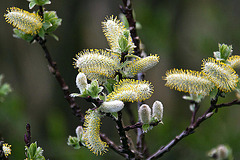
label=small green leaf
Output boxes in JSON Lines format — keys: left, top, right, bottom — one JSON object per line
{"left": 214, "top": 43, "right": 233, "bottom": 61}
{"left": 13, "top": 29, "right": 34, "bottom": 42}
{"left": 189, "top": 104, "right": 195, "bottom": 112}
{"left": 38, "top": 28, "right": 45, "bottom": 39}
{"left": 34, "top": 0, "right": 51, "bottom": 6}
{"left": 118, "top": 35, "right": 128, "bottom": 52}
{"left": 48, "top": 33, "right": 59, "bottom": 41}
{"left": 42, "top": 21, "right": 52, "bottom": 30}
{"left": 119, "top": 13, "right": 129, "bottom": 29}
{"left": 99, "top": 95, "right": 105, "bottom": 101}
{"left": 142, "top": 124, "right": 150, "bottom": 132}
{"left": 87, "top": 80, "right": 103, "bottom": 98}
{"left": 104, "top": 79, "right": 117, "bottom": 94}
{"left": 29, "top": 2, "right": 36, "bottom": 9}
{"left": 111, "top": 112, "right": 118, "bottom": 120}
{"left": 123, "top": 30, "right": 129, "bottom": 40}
{"left": 67, "top": 136, "right": 81, "bottom": 149}
{"left": 209, "top": 87, "right": 218, "bottom": 100}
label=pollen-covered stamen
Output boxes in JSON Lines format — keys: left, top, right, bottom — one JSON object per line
{"left": 74, "top": 49, "right": 120, "bottom": 82}
{"left": 202, "top": 57, "right": 238, "bottom": 92}
{"left": 4, "top": 7, "right": 42, "bottom": 35}
{"left": 107, "top": 79, "right": 153, "bottom": 102}
{"left": 102, "top": 15, "right": 135, "bottom": 53}
{"left": 83, "top": 110, "right": 108, "bottom": 155}
{"left": 227, "top": 55, "right": 240, "bottom": 69}
{"left": 164, "top": 69, "right": 214, "bottom": 96}
{"left": 123, "top": 54, "right": 160, "bottom": 77}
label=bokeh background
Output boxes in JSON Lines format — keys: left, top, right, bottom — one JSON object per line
{"left": 1, "top": 0, "right": 240, "bottom": 159}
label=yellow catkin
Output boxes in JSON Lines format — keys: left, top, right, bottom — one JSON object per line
{"left": 164, "top": 69, "right": 215, "bottom": 96}
{"left": 227, "top": 55, "right": 240, "bottom": 69}
{"left": 102, "top": 15, "right": 135, "bottom": 53}
{"left": 123, "top": 54, "right": 160, "bottom": 77}
{"left": 107, "top": 79, "right": 153, "bottom": 102}
{"left": 83, "top": 110, "right": 108, "bottom": 155}
{"left": 202, "top": 57, "right": 238, "bottom": 92}
{"left": 2, "top": 143, "right": 11, "bottom": 157}
{"left": 74, "top": 49, "right": 120, "bottom": 83}
{"left": 4, "top": 7, "right": 42, "bottom": 34}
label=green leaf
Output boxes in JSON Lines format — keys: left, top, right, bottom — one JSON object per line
{"left": 123, "top": 30, "right": 129, "bottom": 40}
{"left": 104, "top": 79, "right": 117, "bottom": 94}
{"left": 13, "top": 29, "right": 34, "bottom": 42}
{"left": 111, "top": 112, "right": 118, "bottom": 120}
{"left": 33, "top": 0, "right": 51, "bottom": 6}
{"left": 99, "top": 95, "right": 105, "bottom": 101}
{"left": 25, "top": 142, "right": 46, "bottom": 159}
{"left": 48, "top": 33, "right": 59, "bottom": 41}
{"left": 67, "top": 136, "right": 81, "bottom": 149}
{"left": 119, "top": 13, "right": 129, "bottom": 29}
{"left": 42, "top": 21, "right": 52, "bottom": 30}
{"left": 38, "top": 28, "right": 45, "bottom": 39}
{"left": 189, "top": 104, "right": 195, "bottom": 112}
{"left": 43, "top": 11, "right": 62, "bottom": 33}
{"left": 209, "top": 87, "right": 218, "bottom": 100}
{"left": 87, "top": 80, "right": 103, "bottom": 98}
{"left": 214, "top": 43, "right": 233, "bottom": 61}
{"left": 142, "top": 124, "right": 150, "bottom": 132}
{"left": 118, "top": 35, "right": 128, "bottom": 53}
{"left": 29, "top": 2, "right": 36, "bottom": 9}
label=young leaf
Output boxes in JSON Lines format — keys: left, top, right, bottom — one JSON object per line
{"left": 142, "top": 124, "right": 150, "bottom": 132}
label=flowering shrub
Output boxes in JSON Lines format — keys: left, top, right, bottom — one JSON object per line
{"left": 2, "top": 0, "right": 239, "bottom": 159}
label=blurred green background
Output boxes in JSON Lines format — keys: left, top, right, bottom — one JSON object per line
{"left": 1, "top": 0, "right": 240, "bottom": 159}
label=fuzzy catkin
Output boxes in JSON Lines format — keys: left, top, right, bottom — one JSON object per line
{"left": 202, "top": 57, "right": 238, "bottom": 92}
{"left": 123, "top": 55, "right": 160, "bottom": 77}
{"left": 74, "top": 49, "right": 120, "bottom": 83}
{"left": 107, "top": 79, "right": 153, "bottom": 102}
{"left": 164, "top": 69, "right": 214, "bottom": 96}
{"left": 102, "top": 15, "right": 135, "bottom": 54}
{"left": 4, "top": 7, "right": 42, "bottom": 34}
{"left": 83, "top": 110, "right": 108, "bottom": 155}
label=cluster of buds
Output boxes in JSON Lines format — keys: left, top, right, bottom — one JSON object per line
{"left": 138, "top": 101, "right": 164, "bottom": 132}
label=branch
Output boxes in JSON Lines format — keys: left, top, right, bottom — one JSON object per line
{"left": 124, "top": 121, "right": 160, "bottom": 131}
{"left": 190, "top": 102, "right": 200, "bottom": 126}
{"left": 24, "top": 123, "right": 31, "bottom": 147}
{"left": 100, "top": 133, "right": 127, "bottom": 158}
{"left": 113, "top": 111, "right": 135, "bottom": 159}
{"left": 120, "top": 0, "right": 140, "bottom": 56}
{"left": 35, "top": 36, "right": 84, "bottom": 121}
{"left": 146, "top": 95, "right": 240, "bottom": 159}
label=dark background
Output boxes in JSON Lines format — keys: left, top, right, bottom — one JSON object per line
{"left": 1, "top": 0, "right": 240, "bottom": 159}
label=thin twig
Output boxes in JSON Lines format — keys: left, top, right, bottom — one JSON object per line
{"left": 100, "top": 133, "right": 127, "bottom": 158}
{"left": 113, "top": 111, "right": 135, "bottom": 159}
{"left": 24, "top": 123, "right": 31, "bottom": 147}
{"left": 124, "top": 121, "right": 160, "bottom": 131}
{"left": 146, "top": 93, "right": 240, "bottom": 159}
{"left": 120, "top": 0, "right": 140, "bottom": 56}
{"left": 190, "top": 102, "right": 200, "bottom": 126}
{"left": 35, "top": 36, "right": 84, "bottom": 121}
{"left": 120, "top": 0, "right": 147, "bottom": 156}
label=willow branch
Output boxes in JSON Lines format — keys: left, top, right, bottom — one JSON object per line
{"left": 124, "top": 121, "right": 161, "bottom": 132}
{"left": 35, "top": 36, "right": 84, "bottom": 121}
{"left": 24, "top": 123, "right": 31, "bottom": 147}
{"left": 190, "top": 102, "right": 200, "bottom": 126}
{"left": 120, "top": 0, "right": 140, "bottom": 56}
{"left": 120, "top": 0, "right": 148, "bottom": 156}
{"left": 113, "top": 111, "right": 135, "bottom": 159}
{"left": 147, "top": 95, "right": 240, "bottom": 159}
{"left": 100, "top": 133, "right": 126, "bottom": 158}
